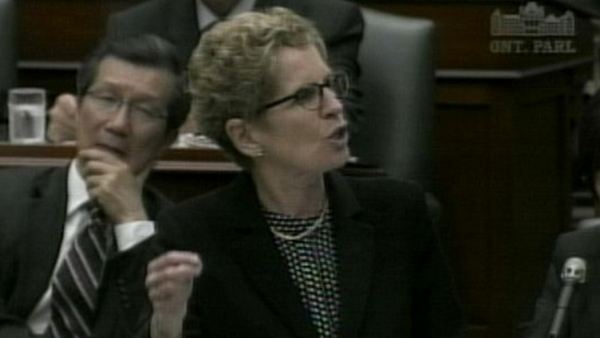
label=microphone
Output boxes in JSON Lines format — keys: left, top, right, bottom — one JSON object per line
{"left": 547, "top": 257, "right": 587, "bottom": 338}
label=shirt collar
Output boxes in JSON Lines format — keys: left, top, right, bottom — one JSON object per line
{"left": 196, "top": 0, "right": 256, "bottom": 31}
{"left": 67, "top": 160, "right": 91, "bottom": 215}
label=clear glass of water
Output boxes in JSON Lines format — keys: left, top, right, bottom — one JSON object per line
{"left": 8, "top": 88, "right": 46, "bottom": 144}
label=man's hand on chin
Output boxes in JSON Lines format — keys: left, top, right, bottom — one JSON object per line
{"left": 77, "top": 148, "right": 149, "bottom": 223}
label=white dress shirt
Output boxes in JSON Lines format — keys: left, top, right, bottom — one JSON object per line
{"left": 27, "top": 161, "right": 155, "bottom": 334}
{"left": 196, "top": 0, "right": 256, "bottom": 30}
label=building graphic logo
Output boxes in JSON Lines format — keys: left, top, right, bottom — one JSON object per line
{"left": 491, "top": 2, "right": 575, "bottom": 37}
{"left": 489, "top": 1, "right": 577, "bottom": 54}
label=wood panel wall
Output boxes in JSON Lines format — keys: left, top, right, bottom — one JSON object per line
{"left": 18, "top": 0, "right": 136, "bottom": 61}
{"left": 377, "top": 2, "right": 594, "bottom": 337}
{"left": 17, "top": 0, "right": 136, "bottom": 95}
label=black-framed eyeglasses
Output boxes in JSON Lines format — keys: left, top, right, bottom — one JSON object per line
{"left": 84, "top": 91, "right": 168, "bottom": 122}
{"left": 262, "top": 72, "right": 349, "bottom": 112}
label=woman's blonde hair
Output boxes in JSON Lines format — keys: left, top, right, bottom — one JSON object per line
{"left": 188, "top": 7, "right": 326, "bottom": 168}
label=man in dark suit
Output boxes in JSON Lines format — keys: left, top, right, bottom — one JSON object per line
{"left": 0, "top": 34, "right": 189, "bottom": 337}
{"left": 48, "top": 0, "right": 364, "bottom": 144}
{"left": 520, "top": 94, "right": 600, "bottom": 338}
{"left": 522, "top": 228, "right": 600, "bottom": 338}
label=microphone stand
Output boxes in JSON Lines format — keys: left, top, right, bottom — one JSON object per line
{"left": 547, "top": 279, "right": 575, "bottom": 338}
{"left": 547, "top": 257, "right": 587, "bottom": 338}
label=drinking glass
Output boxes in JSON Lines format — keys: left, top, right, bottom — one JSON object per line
{"left": 8, "top": 88, "right": 46, "bottom": 144}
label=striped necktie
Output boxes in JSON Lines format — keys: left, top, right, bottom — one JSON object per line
{"left": 49, "top": 202, "right": 113, "bottom": 338}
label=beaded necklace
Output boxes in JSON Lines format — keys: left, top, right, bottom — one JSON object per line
{"left": 269, "top": 202, "right": 328, "bottom": 241}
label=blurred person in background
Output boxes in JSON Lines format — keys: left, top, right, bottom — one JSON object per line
{"left": 48, "top": 0, "right": 364, "bottom": 145}
{"left": 521, "top": 100, "right": 600, "bottom": 338}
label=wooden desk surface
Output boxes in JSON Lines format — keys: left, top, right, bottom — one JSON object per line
{"left": 0, "top": 143, "right": 241, "bottom": 172}
{"left": 0, "top": 143, "right": 384, "bottom": 201}
{"left": 0, "top": 143, "right": 383, "bottom": 174}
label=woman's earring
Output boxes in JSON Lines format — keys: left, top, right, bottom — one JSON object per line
{"left": 254, "top": 147, "right": 265, "bottom": 157}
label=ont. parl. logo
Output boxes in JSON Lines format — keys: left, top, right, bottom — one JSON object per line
{"left": 489, "top": 1, "right": 576, "bottom": 54}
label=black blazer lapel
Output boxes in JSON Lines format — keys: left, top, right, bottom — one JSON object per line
{"left": 226, "top": 172, "right": 376, "bottom": 338}
{"left": 224, "top": 174, "right": 318, "bottom": 338}
{"left": 231, "top": 229, "right": 319, "bottom": 338}
{"left": 12, "top": 167, "right": 68, "bottom": 317}
{"left": 326, "top": 173, "right": 374, "bottom": 338}
{"left": 166, "top": 0, "right": 200, "bottom": 64}
{"left": 336, "top": 219, "right": 374, "bottom": 338}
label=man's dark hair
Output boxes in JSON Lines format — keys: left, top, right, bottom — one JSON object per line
{"left": 77, "top": 34, "right": 190, "bottom": 133}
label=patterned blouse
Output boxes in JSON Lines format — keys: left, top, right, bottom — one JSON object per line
{"left": 264, "top": 208, "right": 340, "bottom": 338}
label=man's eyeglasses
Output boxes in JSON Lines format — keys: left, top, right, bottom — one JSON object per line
{"left": 262, "top": 73, "right": 349, "bottom": 112}
{"left": 84, "top": 91, "right": 168, "bottom": 122}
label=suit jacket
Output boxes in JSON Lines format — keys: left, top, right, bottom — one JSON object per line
{"left": 522, "top": 227, "right": 600, "bottom": 338}
{"left": 0, "top": 166, "right": 170, "bottom": 338}
{"left": 154, "top": 172, "right": 465, "bottom": 338}
{"left": 105, "top": 0, "right": 364, "bottom": 135}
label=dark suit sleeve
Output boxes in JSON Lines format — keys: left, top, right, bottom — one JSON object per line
{"left": 410, "top": 188, "right": 465, "bottom": 338}
{"left": 93, "top": 238, "right": 154, "bottom": 338}
{"left": 520, "top": 232, "right": 579, "bottom": 338}
{"left": 105, "top": 11, "right": 150, "bottom": 40}
{"left": 105, "top": 13, "right": 120, "bottom": 39}
{"left": 0, "top": 270, "right": 46, "bottom": 338}
{"left": 157, "top": 211, "right": 206, "bottom": 338}
{"left": 0, "top": 183, "right": 48, "bottom": 338}
{"left": 104, "top": 1, "right": 164, "bottom": 40}
{"left": 324, "top": 4, "right": 364, "bottom": 136}
{"left": 97, "top": 189, "right": 174, "bottom": 338}
{"left": 105, "top": 8, "right": 135, "bottom": 40}
{"left": 0, "top": 288, "right": 51, "bottom": 338}
{"left": 292, "top": 0, "right": 364, "bottom": 135}
{"left": 128, "top": 209, "right": 205, "bottom": 338}
{"left": 520, "top": 258, "right": 561, "bottom": 338}
{"left": 0, "top": 324, "right": 50, "bottom": 338}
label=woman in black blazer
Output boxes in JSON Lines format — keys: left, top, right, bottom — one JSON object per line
{"left": 144, "top": 8, "right": 465, "bottom": 338}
